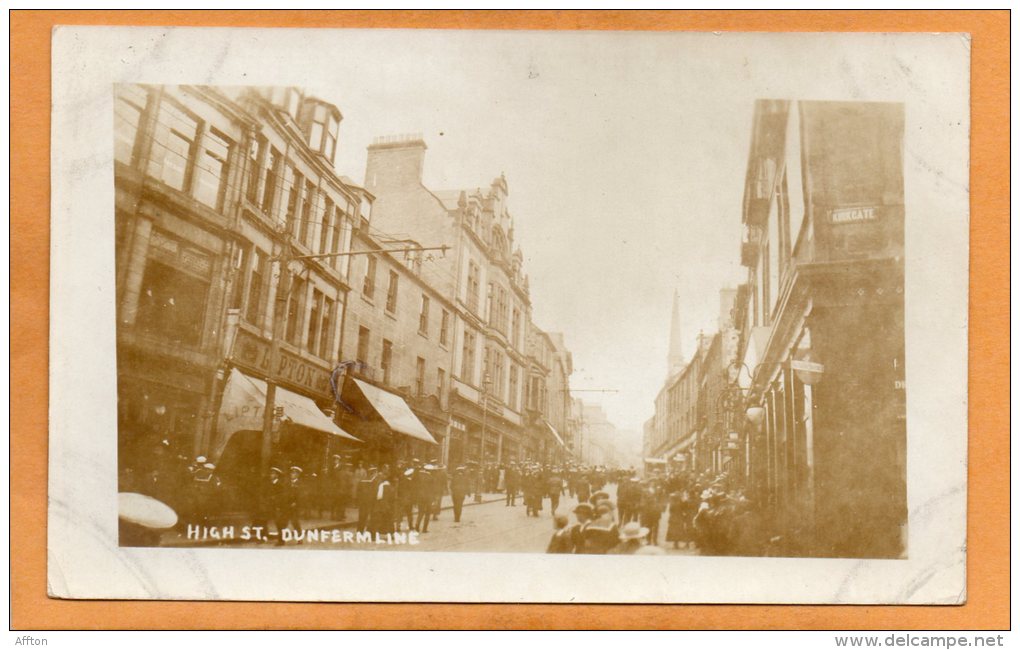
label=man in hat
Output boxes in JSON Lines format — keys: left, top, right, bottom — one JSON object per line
{"left": 429, "top": 461, "right": 447, "bottom": 521}
{"left": 276, "top": 465, "right": 304, "bottom": 543}
{"left": 356, "top": 465, "right": 379, "bottom": 533}
{"left": 546, "top": 514, "right": 575, "bottom": 553}
{"left": 415, "top": 465, "right": 435, "bottom": 533}
{"left": 370, "top": 467, "right": 395, "bottom": 536}
{"left": 609, "top": 521, "right": 650, "bottom": 555}
{"left": 579, "top": 502, "right": 619, "bottom": 554}
{"left": 568, "top": 503, "right": 594, "bottom": 553}
{"left": 397, "top": 464, "right": 417, "bottom": 531}
{"left": 449, "top": 466, "right": 469, "bottom": 523}
{"left": 504, "top": 462, "right": 520, "bottom": 507}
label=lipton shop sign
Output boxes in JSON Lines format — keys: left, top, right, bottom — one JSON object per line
{"left": 231, "top": 328, "right": 332, "bottom": 397}
{"left": 830, "top": 206, "right": 878, "bottom": 224}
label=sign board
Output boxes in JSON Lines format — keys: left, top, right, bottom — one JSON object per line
{"left": 830, "top": 206, "right": 878, "bottom": 224}
{"left": 231, "top": 328, "right": 332, "bottom": 398}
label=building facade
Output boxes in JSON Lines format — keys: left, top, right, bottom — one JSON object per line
{"left": 733, "top": 99, "right": 906, "bottom": 558}
{"left": 115, "top": 85, "right": 364, "bottom": 503}
{"left": 363, "top": 137, "right": 545, "bottom": 468}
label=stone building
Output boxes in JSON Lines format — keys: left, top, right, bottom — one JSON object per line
{"left": 733, "top": 99, "right": 906, "bottom": 558}
{"left": 363, "top": 136, "right": 542, "bottom": 468}
{"left": 115, "top": 84, "right": 363, "bottom": 505}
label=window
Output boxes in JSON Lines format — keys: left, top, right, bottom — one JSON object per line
{"left": 461, "top": 329, "right": 476, "bottom": 384}
{"left": 319, "top": 197, "right": 334, "bottom": 255}
{"left": 337, "top": 218, "right": 353, "bottom": 276}
{"left": 486, "top": 283, "right": 494, "bottom": 323}
{"left": 299, "top": 180, "right": 315, "bottom": 246}
{"left": 307, "top": 289, "right": 324, "bottom": 353}
{"left": 439, "top": 310, "right": 450, "bottom": 346}
{"left": 284, "top": 167, "right": 302, "bottom": 235}
{"left": 135, "top": 231, "right": 213, "bottom": 347}
{"left": 194, "top": 129, "right": 231, "bottom": 210}
{"left": 492, "top": 285, "right": 509, "bottom": 334}
{"left": 385, "top": 270, "right": 399, "bottom": 314}
{"left": 508, "top": 365, "right": 519, "bottom": 411}
{"left": 363, "top": 256, "right": 377, "bottom": 299}
{"left": 284, "top": 276, "right": 305, "bottom": 345}
{"left": 511, "top": 309, "right": 521, "bottom": 349}
{"left": 114, "top": 85, "right": 147, "bottom": 165}
{"left": 309, "top": 103, "right": 339, "bottom": 162}
{"left": 466, "top": 261, "right": 480, "bottom": 313}
{"left": 492, "top": 351, "right": 505, "bottom": 399}
{"left": 437, "top": 368, "right": 446, "bottom": 397}
{"left": 418, "top": 295, "right": 430, "bottom": 335}
{"left": 319, "top": 296, "right": 334, "bottom": 359}
{"left": 416, "top": 357, "right": 426, "bottom": 396}
{"left": 136, "top": 260, "right": 210, "bottom": 346}
{"left": 150, "top": 100, "right": 198, "bottom": 192}
{"left": 245, "top": 137, "right": 263, "bottom": 203}
{"left": 245, "top": 248, "right": 266, "bottom": 324}
{"left": 260, "top": 147, "right": 280, "bottom": 214}
{"left": 381, "top": 339, "right": 393, "bottom": 384}
{"left": 357, "top": 326, "right": 370, "bottom": 365}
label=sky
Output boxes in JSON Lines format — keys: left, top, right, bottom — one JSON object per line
{"left": 244, "top": 29, "right": 971, "bottom": 432}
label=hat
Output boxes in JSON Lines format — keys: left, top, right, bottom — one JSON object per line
{"left": 195, "top": 456, "right": 207, "bottom": 464}
{"left": 455, "top": 466, "right": 467, "bottom": 472}
{"left": 423, "top": 464, "right": 437, "bottom": 471}
{"left": 269, "top": 466, "right": 283, "bottom": 474}
{"left": 289, "top": 465, "right": 303, "bottom": 473}
{"left": 572, "top": 503, "right": 594, "bottom": 516}
{"left": 619, "top": 522, "right": 650, "bottom": 541}
{"left": 403, "top": 468, "right": 415, "bottom": 477}
{"left": 203, "top": 462, "right": 215, "bottom": 470}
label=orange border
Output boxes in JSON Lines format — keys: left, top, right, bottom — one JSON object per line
{"left": 11, "top": 10, "right": 1009, "bottom": 630}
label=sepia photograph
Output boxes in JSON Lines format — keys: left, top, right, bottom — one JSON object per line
{"left": 49, "top": 24, "right": 969, "bottom": 603}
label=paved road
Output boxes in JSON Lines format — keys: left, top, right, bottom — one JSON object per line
{"left": 210, "top": 486, "right": 698, "bottom": 555}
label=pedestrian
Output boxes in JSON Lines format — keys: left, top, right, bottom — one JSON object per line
{"left": 569, "top": 503, "right": 594, "bottom": 552}
{"left": 578, "top": 502, "right": 619, "bottom": 554}
{"left": 450, "top": 466, "right": 469, "bottom": 523}
{"left": 546, "top": 515, "right": 575, "bottom": 553}
{"left": 415, "top": 465, "right": 435, "bottom": 533}
{"left": 355, "top": 465, "right": 378, "bottom": 533}
{"left": 666, "top": 488, "right": 696, "bottom": 549}
{"left": 505, "top": 463, "right": 519, "bottom": 507}
{"left": 278, "top": 465, "right": 304, "bottom": 543}
{"left": 370, "top": 467, "right": 395, "bottom": 536}
{"left": 266, "top": 466, "right": 287, "bottom": 545}
{"left": 608, "top": 521, "right": 650, "bottom": 555}
{"left": 639, "top": 482, "right": 665, "bottom": 546}
{"left": 430, "top": 461, "right": 447, "bottom": 521}
{"left": 575, "top": 473, "right": 591, "bottom": 504}
{"left": 547, "top": 473, "right": 563, "bottom": 514}
{"left": 397, "top": 466, "right": 416, "bottom": 531}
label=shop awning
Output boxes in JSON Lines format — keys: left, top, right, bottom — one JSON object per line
{"left": 351, "top": 378, "right": 438, "bottom": 445}
{"left": 213, "top": 368, "right": 359, "bottom": 461}
{"left": 545, "top": 421, "right": 567, "bottom": 449}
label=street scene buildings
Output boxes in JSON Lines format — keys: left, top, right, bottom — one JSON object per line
{"left": 116, "top": 86, "right": 906, "bottom": 559}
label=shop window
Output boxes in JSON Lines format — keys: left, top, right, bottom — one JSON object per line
{"left": 149, "top": 99, "right": 198, "bottom": 192}
{"left": 194, "top": 129, "right": 232, "bottom": 210}
{"left": 114, "top": 85, "right": 148, "bottom": 165}
{"left": 136, "top": 260, "right": 209, "bottom": 346}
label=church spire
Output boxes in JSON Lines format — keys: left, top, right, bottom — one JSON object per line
{"left": 667, "top": 289, "right": 685, "bottom": 378}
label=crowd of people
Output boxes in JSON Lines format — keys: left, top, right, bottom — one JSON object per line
{"left": 120, "top": 440, "right": 770, "bottom": 554}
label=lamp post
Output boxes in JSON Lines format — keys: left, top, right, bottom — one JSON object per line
{"left": 475, "top": 373, "right": 491, "bottom": 503}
